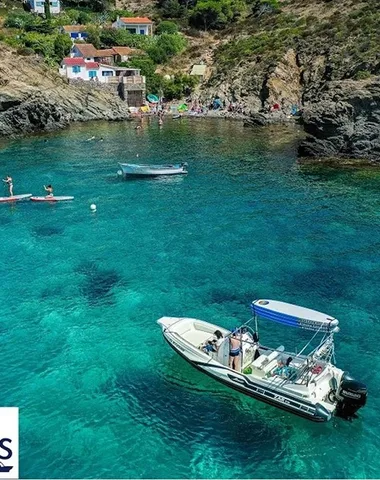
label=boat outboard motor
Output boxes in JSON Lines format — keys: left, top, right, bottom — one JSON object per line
{"left": 335, "top": 372, "right": 367, "bottom": 419}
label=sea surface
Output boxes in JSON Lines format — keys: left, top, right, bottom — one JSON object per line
{"left": 0, "top": 118, "right": 380, "bottom": 479}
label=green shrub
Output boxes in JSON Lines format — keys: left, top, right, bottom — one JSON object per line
{"left": 156, "top": 20, "right": 179, "bottom": 35}
{"left": 158, "top": 33, "right": 186, "bottom": 55}
{"left": 4, "top": 12, "right": 31, "bottom": 29}
{"left": 121, "top": 56, "right": 157, "bottom": 77}
{"left": 17, "top": 46, "right": 35, "bottom": 56}
{"left": 353, "top": 70, "right": 371, "bottom": 80}
{"left": 107, "top": 9, "right": 134, "bottom": 22}
{"left": 162, "top": 73, "right": 198, "bottom": 100}
{"left": 4, "top": 35, "right": 23, "bottom": 48}
{"left": 158, "top": 0, "right": 184, "bottom": 18}
{"left": 147, "top": 45, "right": 168, "bottom": 64}
{"left": 54, "top": 33, "right": 72, "bottom": 59}
{"left": 22, "top": 32, "right": 56, "bottom": 58}
{"left": 99, "top": 28, "right": 153, "bottom": 49}
{"left": 191, "top": 0, "right": 245, "bottom": 30}
{"left": 25, "top": 20, "right": 55, "bottom": 34}
{"left": 77, "top": 11, "right": 92, "bottom": 24}
{"left": 86, "top": 25, "right": 101, "bottom": 49}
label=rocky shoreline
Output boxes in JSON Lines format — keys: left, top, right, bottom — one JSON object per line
{"left": 0, "top": 47, "right": 130, "bottom": 137}
{"left": 299, "top": 79, "right": 380, "bottom": 160}
{"left": 1, "top": 47, "right": 379, "bottom": 162}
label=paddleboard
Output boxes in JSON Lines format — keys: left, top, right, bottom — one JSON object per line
{"left": 30, "top": 196, "right": 74, "bottom": 202}
{"left": 0, "top": 194, "right": 32, "bottom": 203}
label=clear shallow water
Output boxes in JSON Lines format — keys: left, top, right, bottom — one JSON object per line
{"left": 1, "top": 118, "right": 380, "bottom": 479}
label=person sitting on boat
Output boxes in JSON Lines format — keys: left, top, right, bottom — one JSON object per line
{"left": 272, "top": 360, "right": 287, "bottom": 377}
{"left": 273, "top": 357, "right": 295, "bottom": 379}
{"left": 201, "top": 330, "right": 224, "bottom": 355}
{"left": 212, "top": 330, "right": 224, "bottom": 352}
{"left": 229, "top": 330, "right": 241, "bottom": 371}
{"left": 3, "top": 175, "right": 13, "bottom": 196}
{"left": 44, "top": 185, "right": 53, "bottom": 197}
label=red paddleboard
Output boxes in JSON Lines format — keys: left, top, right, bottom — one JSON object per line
{"left": 0, "top": 194, "right": 32, "bottom": 203}
{"left": 30, "top": 196, "right": 74, "bottom": 202}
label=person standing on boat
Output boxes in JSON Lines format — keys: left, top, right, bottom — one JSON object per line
{"left": 229, "top": 330, "right": 241, "bottom": 371}
{"left": 3, "top": 175, "right": 14, "bottom": 196}
{"left": 44, "top": 185, "right": 53, "bottom": 197}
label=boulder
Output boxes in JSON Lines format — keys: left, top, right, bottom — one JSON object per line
{"left": 299, "top": 79, "right": 380, "bottom": 158}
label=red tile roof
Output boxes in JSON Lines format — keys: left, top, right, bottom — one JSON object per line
{"left": 119, "top": 17, "right": 153, "bottom": 24}
{"left": 85, "top": 62, "right": 99, "bottom": 69}
{"left": 63, "top": 25, "right": 88, "bottom": 32}
{"left": 74, "top": 44, "right": 98, "bottom": 57}
{"left": 111, "top": 46, "right": 142, "bottom": 56}
{"left": 62, "top": 57, "right": 86, "bottom": 66}
{"left": 95, "top": 49, "right": 115, "bottom": 57}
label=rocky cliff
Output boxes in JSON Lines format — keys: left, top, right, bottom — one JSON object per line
{"left": 299, "top": 79, "right": 380, "bottom": 159}
{"left": 0, "top": 46, "right": 130, "bottom": 136}
{"left": 192, "top": 0, "right": 380, "bottom": 159}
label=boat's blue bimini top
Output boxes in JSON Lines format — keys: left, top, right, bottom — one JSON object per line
{"left": 251, "top": 299, "right": 340, "bottom": 333}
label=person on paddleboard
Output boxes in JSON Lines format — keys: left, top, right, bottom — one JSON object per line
{"left": 44, "top": 184, "right": 53, "bottom": 197}
{"left": 2, "top": 175, "right": 13, "bottom": 196}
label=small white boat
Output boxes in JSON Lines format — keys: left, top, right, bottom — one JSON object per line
{"left": 157, "top": 299, "right": 367, "bottom": 423}
{"left": 118, "top": 162, "right": 188, "bottom": 177}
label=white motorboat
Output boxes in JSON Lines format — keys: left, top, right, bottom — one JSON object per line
{"left": 118, "top": 162, "right": 188, "bottom": 177}
{"left": 157, "top": 299, "right": 367, "bottom": 423}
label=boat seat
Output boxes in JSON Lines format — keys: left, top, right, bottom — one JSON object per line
{"left": 252, "top": 346, "right": 284, "bottom": 370}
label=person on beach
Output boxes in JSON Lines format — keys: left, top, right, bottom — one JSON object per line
{"left": 44, "top": 184, "right": 53, "bottom": 197}
{"left": 3, "top": 175, "right": 13, "bottom": 196}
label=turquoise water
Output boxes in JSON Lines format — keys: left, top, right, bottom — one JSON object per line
{"left": 1, "top": 118, "right": 380, "bottom": 479}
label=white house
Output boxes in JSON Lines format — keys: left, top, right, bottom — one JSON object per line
{"left": 27, "top": 0, "right": 60, "bottom": 14}
{"left": 112, "top": 17, "right": 153, "bottom": 36}
{"left": 62, "top": 25, "right": 89, "bottom": 41}
{"left": 59, "top": 57, "right": 142, "bottom": 83}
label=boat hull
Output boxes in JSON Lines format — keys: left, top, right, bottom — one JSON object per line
{"left": 162, "top": 332, "right": 332, "bottom": 423}
{"left": 118, "top": 163, "right": 188, "bottom": 177}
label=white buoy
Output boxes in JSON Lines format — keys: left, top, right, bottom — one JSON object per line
{"left": 90, "top": 204, "right": 97, "bottom": 212}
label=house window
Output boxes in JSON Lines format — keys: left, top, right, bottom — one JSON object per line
{"left": 102, "top": 71, "right": 113, "bottom": 77}
{"left": 72, "top": 66, "right": 81, "bottom": 73}
{"left": 89, "top": 71, "right": 97, "bottom": 78}
{"left": 86, "top": 58, "right": 92, "bottom": 61}
{"left": 140, "top": 29, "right": 145, "bottom": 35}
{"left": 36, "top": 1, "right": 43, "bottom": 6}
{"left": 126, "top": 28, "right": 136, "bottom": 34}
{"left": 51, "top": 1, "right": 58, "bottom": 6}
{"left": 72, "top": 32, "right": 79, "bottom": 39}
